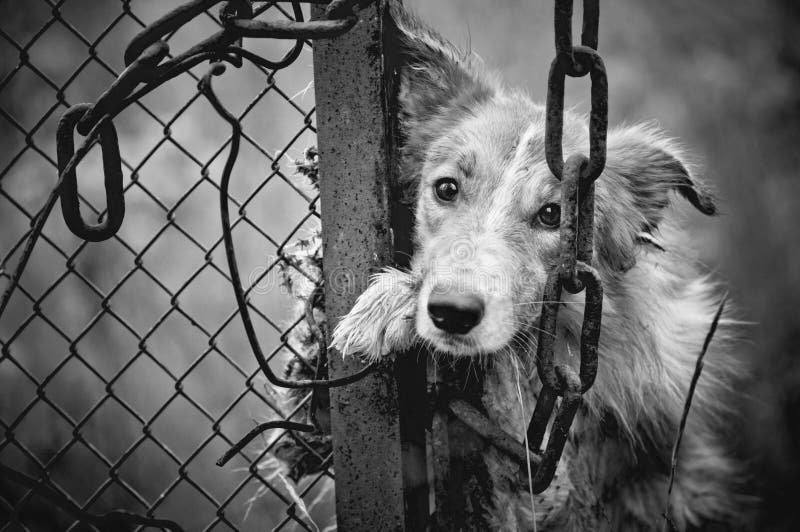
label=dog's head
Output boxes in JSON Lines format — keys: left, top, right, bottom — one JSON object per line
{"left": 391, "top": 9, "right": 716, "bottom": 357}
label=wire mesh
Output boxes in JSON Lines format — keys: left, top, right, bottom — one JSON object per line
{"left": 0, "top": 1, "right": 333, "bottom": 530}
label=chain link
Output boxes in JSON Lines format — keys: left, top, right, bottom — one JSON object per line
{"left": 57, "top": 103, "right": 125, "bottom": 242}
{"left": 526, "top": 0, "right": 608, "bottom": 494}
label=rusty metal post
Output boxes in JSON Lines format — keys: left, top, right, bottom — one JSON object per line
{"left": 312, "top": 1, "right": 410, "bottom": 529}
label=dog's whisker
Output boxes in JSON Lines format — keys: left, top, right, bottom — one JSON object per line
{"left": 512, "top": 300, "right": 586, "bottom": 307}
{"left": 512, "top": 356, "right": 538, "bottom": 528}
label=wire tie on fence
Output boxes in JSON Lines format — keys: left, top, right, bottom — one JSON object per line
{"left": 223, "top": 16, "right": 358, "bottom": 40}
{"left": 216, "top": 420, "right": 315, "bottom": 466}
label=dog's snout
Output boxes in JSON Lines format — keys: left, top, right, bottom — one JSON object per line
{"left": 427, "top": 290, "right": 484, "bottom": 334}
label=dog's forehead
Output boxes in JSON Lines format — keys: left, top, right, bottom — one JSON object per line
{"left": 459, "top": 98, "right": 559, "bottom": 201}
{"left": 465, "top": 96, "right": 546, "bottom": 164}
{"left": 425, "top": 96, "right": 547, "bottom": 176}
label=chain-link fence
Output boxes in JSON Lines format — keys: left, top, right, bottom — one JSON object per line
{"left": 0, "top": 1, "right": 348, "bottom": 529}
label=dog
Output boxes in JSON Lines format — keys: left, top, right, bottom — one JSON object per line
{"left": 330, "top": 3, "right": 749, "bottom": 531}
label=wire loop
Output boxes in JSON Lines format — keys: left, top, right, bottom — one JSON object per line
{"left": 56, "top": 104, "right": 125, "bottom": 242}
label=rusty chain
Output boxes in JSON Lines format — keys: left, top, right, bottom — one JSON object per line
{"left": 526, "top": 0, "right": 608, "bottom": 494}
{"left": 0, "top": 1, "right": 375, "bottom": 529}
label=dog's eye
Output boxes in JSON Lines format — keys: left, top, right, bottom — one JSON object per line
{"left": 434, "top": 178, "right": 459, "bottom": 202}
{"left": 537, "top": 203, "right": 561, "bottom": 228}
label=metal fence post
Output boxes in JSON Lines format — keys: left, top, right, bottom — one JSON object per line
{"left": 312, "top": 1, "right": 408, "bottom": 529}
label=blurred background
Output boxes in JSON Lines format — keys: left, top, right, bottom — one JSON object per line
{"left": 1, "top": 0, "right": 799, "bottom": 530}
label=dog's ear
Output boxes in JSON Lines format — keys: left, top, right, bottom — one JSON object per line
{"left": 387, "top": 4, "right": 496, "bottom": 123}
{"left": 605, "top": 124, "right": 716, "bottom": 226}
{"left": 596, "top": 124, "right": 717, "bottom": 270}
{"left": 386, "top": 3, "right": 498, "bottom": 201}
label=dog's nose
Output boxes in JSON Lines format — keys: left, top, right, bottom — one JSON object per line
{"left": 427, "top": 291, "right": 484, "bottom": 334}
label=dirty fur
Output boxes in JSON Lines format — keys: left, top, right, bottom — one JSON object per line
{"left": 331, "top": 3, "right": 751, "bottom": 531}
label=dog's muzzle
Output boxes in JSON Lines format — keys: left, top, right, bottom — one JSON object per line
{"left": 427, "top": 289, "right": 484, "bottom": 334}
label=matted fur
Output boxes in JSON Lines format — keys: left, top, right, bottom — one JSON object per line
{"left": 332, "top": 3, "right": 750, "bottom": 530}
